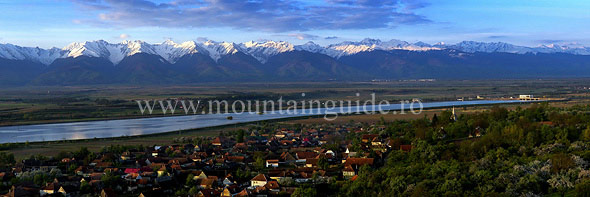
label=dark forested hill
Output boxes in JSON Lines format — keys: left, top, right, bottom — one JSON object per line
{"left": 3, "top": 49, "right": 590, "bottom": 86}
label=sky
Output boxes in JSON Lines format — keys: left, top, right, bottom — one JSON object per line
{"left": 0, "top": 0, "right": 589, "bottom": 49}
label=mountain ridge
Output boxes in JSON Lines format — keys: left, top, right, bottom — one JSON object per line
{"left": 2, "top": 38, "right": 590, "bottom": 66}
{"left": 2, "top": 38, "right": 590, "bottom": 85}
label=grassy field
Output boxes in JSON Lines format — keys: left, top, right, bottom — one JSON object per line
{"left": 1, "top": 79, "right": 589, "bottom": 126}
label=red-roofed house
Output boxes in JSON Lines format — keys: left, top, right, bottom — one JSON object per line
{"left": 251, "top": 174, "right": 270, "bottom": 187}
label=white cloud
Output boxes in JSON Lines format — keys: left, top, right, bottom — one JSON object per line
{"left": 287, "top": 33, "right": 319, "bottom": 40}
{"left": 71, "top": 0, "right": 431, "bottom": 32}
{"left": 119, "top": 34, "right": 130, "bottom": 39}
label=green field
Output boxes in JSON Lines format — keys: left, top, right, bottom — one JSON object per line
{"left": 1, "top": 79, "right": 589, "bottom": 126}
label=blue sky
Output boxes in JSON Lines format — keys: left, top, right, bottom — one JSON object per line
{"left": 0, "top": 0, "right": 589, "bottom": 48}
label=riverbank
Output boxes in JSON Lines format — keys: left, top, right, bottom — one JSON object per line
{"left": 0, "top": 100, "right": 560, "bottom": 160}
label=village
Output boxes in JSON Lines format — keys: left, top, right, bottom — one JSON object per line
{"left": 0, "top": 120, "right": 423, "bottom": 197}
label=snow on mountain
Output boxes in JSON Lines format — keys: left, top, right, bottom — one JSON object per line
{"left": 2, "top": 39, "right": 590, "bottom": 66}
{"left": 63, "top": 40, "right": 205, "bottom": 65}
{"left": 443, "top": 41, "right": 534, "bottom": 54}
{"left": 323, "top": 38, "right": 440, "bottom": 58}
{"left": 152, "top": 40, "right": 204, "bottom": 63}
{"left": 294, "top": 41, "right": 326, "bottom": 53}
{"left": 200, "top": 40, "right": 241, "bottom": 62}
{"left": 241, "top": 41, "right": 294, "bottom": 63}
{"left": 536, "top": 44, "right": 590, "bottom": 55}
{"left": 0, "top": 43, "right": 64, "bottom": 65}
{"left": 63, "top": 40, "right": 128, "bottom": 64}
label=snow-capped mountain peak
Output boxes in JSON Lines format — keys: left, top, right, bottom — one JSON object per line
{"left": 240, "top": 40, "right": 294, "bottom": 63}
{"left": 152, "top": 40, "right": 204, "bottom": 63}
{"left": 0, "top": 43, "right": 64, "bottom": 65}
{"left": 200, "top": 40, "right": 241, "bottom": 62}
{"left": 294, "top": 41, "right": 325, "bottom": 54}
{"left": 2, "top": 38, "right": 590, "bottom": 66}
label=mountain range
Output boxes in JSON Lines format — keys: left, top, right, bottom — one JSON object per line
{"left": 1, "top": 38, "right": 590, "bottom": 85}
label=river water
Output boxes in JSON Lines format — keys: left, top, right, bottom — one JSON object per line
{"left": 0, "top": 100, "right": 535, "bottom": 143}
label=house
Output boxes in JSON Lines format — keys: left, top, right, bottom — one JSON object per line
{"left": 361, "top": 134, "right": 379, "bottom": 143}
{"left": 221, "top": 187, "right": 232, "bottom": 197}
{"left": 120, "top": 151, "right": 133, "bottom": 161}
{"left": 275, "top": 132, "right": 286, "bottom": 138}
{"left": 124, "top": 168, "right": 140, "bottom": 174}
{"left": 519, "top": 95, "right": 538, "bottom": 101}
{"left": 371, "top": 137, "right": 382, "bottom": 146}
{"left": 343, "top": 165, "right": 355, "bottom": 178}
{"left": 223, "top": 176, "right": 234, "bottom": 186}
{"left": 40, "top": 183, "right": 56, "bottom": 196}
{"left": 198, "top": 178, "right": 215, "bottom": 189}
{"left": 212, "top": 137, "right": 223, "bottom": 146}
{"left": 295, "top": 152, "right": 318, "bottom": 163}
{"left": 305, "top": 159, "right": 318, "bottom": 168}
{"left": 265, "top": 181, "right": 280, "bottom": 193}
{"left": 251, "top": 174, "right": 270, "bottom": 187}
{"left": 343, "top": 158, "right": 374, "bottom": 169}
{"left": 236, "top": 189, "right": 250, "bottom": 197}
{"left": 280, "top": 152, "right": 296, "bottom": 164}
{"left": 266, "top": 160, "right": 279, "bottom": 168}
{"left": 157, "top": 166, "right": 167, "bottom": 177}
{"left": 227, "top": 156, "right": 245, "bottom": 164}
{"left": 192, "top": 171, "right": 207, "bottom": 180}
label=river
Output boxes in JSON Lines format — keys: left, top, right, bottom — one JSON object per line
{"left": 0, "top": 100, "right": 537, "bottom": 143}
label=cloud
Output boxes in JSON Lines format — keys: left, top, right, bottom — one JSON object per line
{"left": 119, "top": 33, "right": 131, "bottom": 39}
{"left": 488, "top": 35, "right": 508, "bottom": 39}
{"left": 196, "top": 37, "right": 209, "bottom": 42}
{"left": 538, "top": 39, "right": 565, "bottom": 44}
{"left": 70, "top": 0, "right": 431, "bottom": 32}
{"left": 286, "top": 33, "right": 319, "bottom": 40}
{"left": 324, "top": 36, "right": 339, "bottom": 40}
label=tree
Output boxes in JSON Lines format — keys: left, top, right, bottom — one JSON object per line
{"left": 49, "top": 168, "right": 62, "bottom": 177}
{"left": 79, "top": 181, "right": 91, "bottom": 194}
{"left": 74, "top": 147, "right": 90, "bottom": 160}
{"left": 68, "top": 164, "right": 78, "bottom": 174}
{"left": 189, "top": 186, "right": 199, "bottom": 195}
{"left": 548, "top": 172, "right": 574, "bottom": 196}
{"left": 186, "top": 174, "right": 195, "bottom": 185}
{"left": 576, "top": 180, "right": 590, "bottom": 197}
{"left": 101, "top": 171, "right": 119, "bottom": 188}
{"left": 582, "top": 127, "right": 590, "bottom": 141}
{"left": 0, "top": 152, "right": 15, "bottom": 166}
{"left": 33, "top": 173, "right": 46, "bottom": 186}
{"left": 431, "top": 114, "right": 439, "bottom": 126}
{"left": 551, "top": 153, "right": 574, "bottom": 173}
{"left": 317, "top": 157, "right": 329, "bottom": 170}
{"left": 254, "top": 156, "right": 265, "bottom": 170}
{"left": 237, "top": 129, "right": 245, "bottom": 143}
{"left": 293, "top": 186, "right": 317, "bottom": 197}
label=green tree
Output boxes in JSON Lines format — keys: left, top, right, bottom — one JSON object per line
{"left": 189, "top": 186, "right": 199, "bottom": 195}
{"left": 79, "top": 181, "right": 91, "bottom": 194}
{"left": 582, "top": 127, "right": 590, "bottom": 141}
{"left": 576, "top": 180, "right": 590, "bottom": 197}
{"left": 101, "top": 171, "right": 119, "bottom": 188}
{"left": 317, "top": 157, "right": 329, "bottom": 170}
{"left": 237, "top": 129, "right": 245, "bottom": 143}
{"left": 186, "top": 174, "right": 195, "bottom": 185}
{"left": 254, "top": 156, "right": 265, "bottom": 170}
{"left": 293, "top": 187, "right": 317, "bottom": 197}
